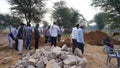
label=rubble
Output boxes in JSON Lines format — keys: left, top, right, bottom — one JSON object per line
{"left": 12, "top": 45, "right": 87, "bottom": 68}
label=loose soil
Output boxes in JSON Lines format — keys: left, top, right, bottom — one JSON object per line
{"left": 0, "top": 32, "right": 119, "bottom": 68}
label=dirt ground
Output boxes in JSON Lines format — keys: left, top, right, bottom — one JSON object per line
{"left": 0, "top": 33, "right": 119, "bottom": 68}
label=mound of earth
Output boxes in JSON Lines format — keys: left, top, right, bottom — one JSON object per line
{"left": 84, "top": 30, "right": 119, "bottom": 45}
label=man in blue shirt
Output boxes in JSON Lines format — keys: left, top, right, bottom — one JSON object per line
{"left": 77, "top": 25, "right": 84, "bottom": 54}
{"left": 25, "top": 23, "right": 32, "bottom": 50}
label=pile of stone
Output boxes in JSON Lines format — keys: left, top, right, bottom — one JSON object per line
{"left": 11, "top": 44, "right": 87, "bottom": 68}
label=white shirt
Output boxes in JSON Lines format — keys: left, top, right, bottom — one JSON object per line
{"left": 77, "top": 28, "right": 84, "bottom": 43}
{"left": 71, "top": 27, "right": 78, "bottom": 39}
{"left": 49, "top": 25, "right": 60, "bottom": 37}
{"left": 12, "top": 28, "right": 18, "bottom": 38}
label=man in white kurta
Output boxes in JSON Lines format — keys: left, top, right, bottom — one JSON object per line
{"left": 49, "top": 22, "right": 60, "bottom": 47}
{"left": 71, "top": 24, "right": 79, "bottom": 54}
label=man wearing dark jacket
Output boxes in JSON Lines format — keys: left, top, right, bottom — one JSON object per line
{"left": 34, "top": 24, "right": 40, "bottom": 50}
{"left": 17, "top": 23, "right": 25, "bottom": 55}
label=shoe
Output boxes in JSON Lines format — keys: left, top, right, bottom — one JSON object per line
{"left": 18, "top": 53, "right": 23, "bottom": 55}
{"left": 29, "top": 48, "right": 32, "bottom": 50}
{"left": 15, "top": 48, "right": 18, "bottom": 51}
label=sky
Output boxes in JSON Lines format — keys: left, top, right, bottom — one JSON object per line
{"left": 0, "top": 0, "right": 101, "bottom": 23}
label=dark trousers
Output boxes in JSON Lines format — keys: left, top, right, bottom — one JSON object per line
{"left": 35, "top": 38, "right": 39, "bottom": 49}
{"left": 26, "top": 35, "right": 31, "bottom": 50}
{"left": 72, "top": 39, "right": 78, "bottom": 54}
{"left": 15, "top": 39, "right": 18, "bottom": 51}
{"left": 45, "top": 36, "right": 49, "bottom": 44}
{"left": 77, "top": 42, "right": 84, "bottom": 54}
{"left": 51, "top": 37, "right": 57, "bottom": 47}
{"left": 57, "top": 34, "right": 61, "bottom": 42}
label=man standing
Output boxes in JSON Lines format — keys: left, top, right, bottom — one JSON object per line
{"left": 71, "top": 24, "right": 79, "bottom": 54}
{"left": 34, "top": 24, "right": 40, "bottom": 50}
{"left": 14, "top": 25, "right": 19, "bottom": 51}
{"left": 25, "top": 23, "right": 32, "bottom": 50}
{"left": 57, "top": 28, "right": 62, "bottom": 42}
{"left": 49, "top": 22, "right": 60, "bottom": 47}
{"left": 43, "top": 26, "right": 50, "bottom": 45}
{"left": 77, "top": 25, "right": 84, "bottom": 54}
{"left": 17, "top": 23, "right": 25, "bottom": 55}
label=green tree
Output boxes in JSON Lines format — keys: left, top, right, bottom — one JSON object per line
{"left": 91, "top": 0, "right": 120, "bottom": 29}
{"left": 42, "top": 20, "right": 49, "bottom": 28}
{"left": 94, "top": 13, "right": 105, "bottom": 30}
{"left": 52, "top": 1, "right": 81, "bottom": 29}
{"left": 0, "top": 14, "right": 7, "bottom": 31}
{"left": 0, "top": 14, "right": 22, "bottom": 32}
{"left": 8, "top": 0, "right": 47, "bottom": 24}
{"left": 70, "top": 9, "right": 81, "bottom": 26}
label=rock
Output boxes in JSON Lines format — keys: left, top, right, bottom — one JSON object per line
{"left": 46, "top": 59, "right": 61, "bottom": 68}
{"left": 74, "top": 48, "right": 83, "bottom": 58}
{"left": 58, "top": 62, "right": 64, "bottom": 68}
{"left": 61, "top": 40, "right": 65, "bottom": 42}
{"left": 22, "top": 53, "right": 30, "bottom": 60}
{"left": 35, "top": 49, "right": 44, "bottom": 57}
{"left": 78, "top": 57, "right": 87, "bottom": 68}
{"left": 44, "top": 46, "right": 52, "bottom": 51}
{"left": 26, "top": 65, "right": 35, "bottom": 68}
{"left": 63, "top": 55, "right": 77, "bottom": 65}
{"left": 21, "top": 60, "right": 28, "bottom": 67}
{"left": 43, "top": 57, "right": 49, "bottom": 64}
{"left": 64, "top": 65, "right": 70, "bottom": 68}
{"left": 29, "top": 50, "right": 35, "bottom": 55}
{"left": 67, "top": 48, "right": 72, "bottom": 53}
{"left": 76, "top": 65, "right": 83, "bottom": 68}
{"left": 49, "top": 52, "right": 57, "bottom": 59}
{"left": 51, "top": 46, "right": 61, "bottom": 56}
{"left": 61, "top": 44, "right": 68, "bottom": 51}
{"left": 36, "top": 60, "right": 45, "bottom": 68}
{"left": 41, "top": 47, "right": 51, "bottom": 56}
{"left": 28, "top": 58, "right": 36, "bottom": 65}
{"left": 12, "top": 45, "right": 87, "bottom": 68}
{"left": 1, "top": 57, "right": 13, "bottom": 64}
{"left": 17, "top": 64, "right": 24, "bottom": 68}
{"left": 59, "top": 52, "right": 67, "bottom": 60}
{"left": 70, "top": 66, "right": 77, "bottom": 68}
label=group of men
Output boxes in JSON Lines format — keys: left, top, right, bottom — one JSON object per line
{"left": 7, "top": 22, "right": 62, "bottom": 55}
{"left": 43, "top": 22, "right": 62, "bottom": 46}
{"left": 7, "top": 23, "right": 40, "bottom": 55}
{"left": 71, "top": 24, "right": 84, "bottom": 54}
{"left": 7, "top": 21, "right": 84, "bottom": 55}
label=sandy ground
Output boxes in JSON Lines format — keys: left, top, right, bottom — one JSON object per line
{"left": 0, "top": 33, "right": 119, "bottom": 68}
